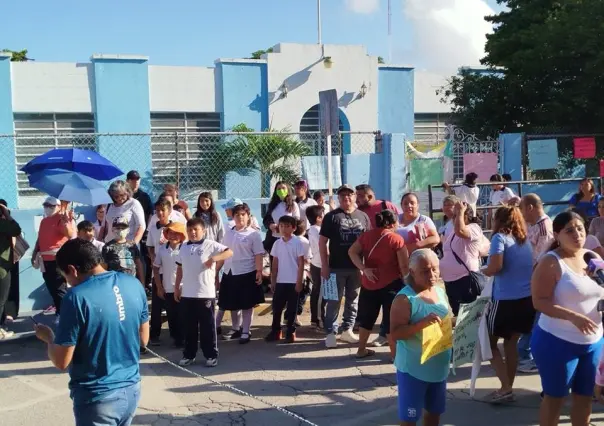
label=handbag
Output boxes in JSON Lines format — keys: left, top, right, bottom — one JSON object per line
{"left": 449, "top": 234, "right": 488, "bottom": 296}
{"left": 13, "top": 234, "right": 30, "bottom": 262}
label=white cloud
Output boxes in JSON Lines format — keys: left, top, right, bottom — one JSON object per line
{"left": 345, "top": 0, "right": 380, "bottom": 14}
{"left": 402, "top": 0, "right": 495, "bottom": 72}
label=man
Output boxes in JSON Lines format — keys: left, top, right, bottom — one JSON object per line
{"left": 127, "top": 170, "right": 153, "bottom": 289}
{"left": 319, "top": 184, "right": 371, "bottom": 348}
{"left": 518, "top": 193, "right": 554, "bottom": 374}
{"left": 34, "top": 239, "right": 149, "bottom": 426}
{"left": 355, "top": 184, "right": 399, "bottom": 229}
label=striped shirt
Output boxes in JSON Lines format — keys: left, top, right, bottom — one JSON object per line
{"left": 528, "top": 215, "right": 554, "bottom": 265}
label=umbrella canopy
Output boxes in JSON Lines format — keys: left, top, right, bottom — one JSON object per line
{"left": 28, "top": 169, "right": 113, "bottom": 206}
{"left": 21, "top": 148, "right": 123, "bottom": 181}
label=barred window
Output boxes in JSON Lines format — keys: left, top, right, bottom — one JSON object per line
{"left": 14, "top": 113, "right": 95, "bottom": 200}
{"left": 299, "top": 104, "right": 343, "bottom": 155}
{"left": 414, "top": 113, "right": 451, "bottom": 142}
{"left": 150, "top": 112, "right": 221, "bottom": 195}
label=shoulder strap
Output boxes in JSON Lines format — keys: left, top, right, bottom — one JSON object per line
{"left": 367, "top": 232, "right": 390, "bottom": 260}
{"left": 449, "top": 234, "right": 471, "bottom": 273}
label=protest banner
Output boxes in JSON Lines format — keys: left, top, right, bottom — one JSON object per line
{"left": 421, "top": 316, "right": 453, "bottom": 364}
{"left": 452, "top": 297, "right": 489, "bottom": 369}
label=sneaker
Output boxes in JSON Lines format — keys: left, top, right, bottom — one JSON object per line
{"left": 265, "top": 330, "right": 282, "bottom": 342}
{"left": 339, "top": 329, "right": 359, "bottom": 343}
{"left": 222, "top": 328, "right": 242, "bottom": 341}
{"left": 325, "top": 333, "right": 337, "bottom": 348}
{"left": 517, "top": 360, "right": 538, "bottom": 374}
{"left": 179, "top": 357, "right": 196, "bottom": 366}
{"left": 150, "top": 337, "right": 161, "bottom": 347}
{"left": 0, "top": 328, "right": 14, "bottom": 340}
{"left": 239, "top": 333, "right": 251, "bottom": 344}
{"left": 285, "top": 333, "right": 296, "bottom": 344}
{"left": 370, "top": 335, "right": 388, "bottom": 347}
{"left": 205, "top": 358, "right": 218, "bottom": 367}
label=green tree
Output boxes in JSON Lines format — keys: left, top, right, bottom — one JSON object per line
{"left": 377, "top": 56, "right": 385, "bottom": 64}
{"left": 250, "top": 47, "right": 274, "bottom": 60}
{"left": 1, "top": 49, "right": 32, "bottom": 61}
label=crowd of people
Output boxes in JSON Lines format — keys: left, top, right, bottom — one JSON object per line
{"left": 0, "top": 169, "right": 597, "bottom": 426}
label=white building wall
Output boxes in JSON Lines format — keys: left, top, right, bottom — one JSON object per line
{"left": 11, "top": 62, "right": 94, "bottom": 113}
{"left": 414, "top": 70, "right": 451, "bottom": 114}
{"left": 149, "top": 66, "right": 217, "bottom": 112}
{"left": 265, "top": 43, "right": 378, "bottom": 133}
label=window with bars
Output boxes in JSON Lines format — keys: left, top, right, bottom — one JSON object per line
{"left": 14, "top": 113, "right": 96, "bottom": 198}
{"left": 414, "top": 113, "right": 451, "bottom": 142}
{"left": 299, "top": 104, "right": 344, "bottom": 155}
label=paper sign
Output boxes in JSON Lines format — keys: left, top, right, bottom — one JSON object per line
{"left": 463, "top": 153, "right": 498, "bottom": 182}
{"left": 528, "top": 139, "right": 558, "bottom": 170}
{"left": 321, "top": 273, "right": 339, "bottom": 301}
{"left": 573, "top": 137, "right": 596, "bottom": 159}
{"left": 421, "top": 316, "right": 453, "bottom": 364}
{"left": 452, "top": 297, "right": 490, "bottom": 368}
{"left": 600, "top": 160, "right": 604, "bottom": 177}
{"left": 409, "top": 158, "right": 444, "bottom": 192}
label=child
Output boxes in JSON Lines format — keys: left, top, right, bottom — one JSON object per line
{"left": 194, "top": 191, "right": 225, "bottom": 243}
{"left": 266, "top": 216, "right": 305, "bottom": 343}
{"left": 102, "top": 217, "right": 145, "bottom": 286}
{"left": 306, "top": 205, "right": 325, "bottom": 329}
{"left": 222, "top": 198, "right": 261, "bottom": 230}
{"left": 153, "top": 221, "right": 187, "bottom": 348}
{"left": 285, "top": 220, "right": 312, "bottom": 326}
{"left": 216, "top": 203, "right": 265, "bottom": 344}
{"left": 175, "top": 218, "right": 233, "bottom": 367}
{"left": 94, "top": 205, "right": 106, "bottom": 240}
{"left": 77, "top": 220, "right": 105, "bottom": 251}
{"left": 313, "top": 191, "right": 331, "bottom": 213}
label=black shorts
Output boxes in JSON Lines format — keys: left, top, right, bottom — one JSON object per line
{"left": 357, "top": 279, "right": 404, "bottom": 333}
{"left": 445, "top": 275, "right": 478, "bottom": 317}
{"left": 487, "top": 296, "right": 536, "bottom": 339}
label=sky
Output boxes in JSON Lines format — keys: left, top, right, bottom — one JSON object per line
{"left": 1, "top": 0, "right": 505, "bottom": 73}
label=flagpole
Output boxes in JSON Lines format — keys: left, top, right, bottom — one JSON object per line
{"left": 388, "top": 0, "right": 392, "bottom": 62}
{"left": 317, "top": 0, "right": 322, "bottom": 45}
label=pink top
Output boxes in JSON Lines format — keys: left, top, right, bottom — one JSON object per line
{"left": 440, "top": 223, "right": 490, "bottom": 282}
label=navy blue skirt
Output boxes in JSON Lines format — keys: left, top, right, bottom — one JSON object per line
{"left": 218, "top": 270, "right": 265, "bottom": 311}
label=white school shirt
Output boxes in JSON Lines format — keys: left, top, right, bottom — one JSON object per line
{"left": 270, "top": 236, "right": 305, "bottom": 284}
{"left": 91, "top": 238, "right": 105, "bottom": 251}
{"left": 298, "top": 197, "right": 318, "bottom": 229}
{"left": 222, "top": 226, "right": 265, "bottom": 275}
{"left": 455, "top": 185, "right": 480, "bottom": 216}
{"left": 153, "top": 243, "right": 180, "bottom": 293}
{"left": 175, "top": 239, "right": 228, "bottom": 298}
{"left": 490, "top": 187, "right": 515, "bottom": 207}
{"left": 270, "top": 202, "right": 301, "bottom": 237}
{"left": 147, "top": 211, "right": 188, "bottom": 254}
{"left": 308, "top": 224, "right": 322, "bottom": 268}
{"left": 104, "top": 198, "right": 146, "bottom": 242}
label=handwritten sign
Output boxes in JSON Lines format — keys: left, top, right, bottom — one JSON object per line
{"left": 452, "top": 298, "right": 489, "bottom": 368}
{"left": 600, "top": 160, "right": 604, "bottom": 178}
{"left": 528, "top": 139, "right": 558, "bottom": 170}
{"left": 421, "top": 316, "right": 453, "bottom": 364}
{"left": 463, "top": 153, "right": 498, "bottom": 182}
{"left": 321, "top": 273, "right": 339, "bottom": 301}
{"left": 573, "top": 137, "right": 596, "bottom": 159}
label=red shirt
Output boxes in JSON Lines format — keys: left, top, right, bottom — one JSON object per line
{"left": 358, "top": 200, "right": 399, "bottom": 229}
{"left": 357, "top": 228, "right": 405, "bottom": 290}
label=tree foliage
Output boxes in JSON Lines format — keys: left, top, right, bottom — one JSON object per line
{"left": 250, "top": 47, "right": 274, "bottom": 60}
{"left": 1, "top": 49, "right": 31, "bottom": 61}
{"left": 377, "top": 56, "right": 385, "bottom": 64}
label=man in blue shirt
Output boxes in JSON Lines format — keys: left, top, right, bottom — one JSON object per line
{"left": 34, "top": 239, "right": 149, "bottom": 426}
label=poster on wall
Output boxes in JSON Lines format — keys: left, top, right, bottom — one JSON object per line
{"left": 600, "top": 160, "right": 604, "bottom": 178}
{"left": 573, "top": 137, "right": 596, "bottom": 159}
{"left": 463, "top": 153, "right": 498, "bottom": 182}
{"left": 409, "top": 158, "right": 444, "bottom": 192}
{"left": 528, "top": 139, "right": 558, "bottom": 170}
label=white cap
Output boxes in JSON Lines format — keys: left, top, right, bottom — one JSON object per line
{"left": 43, "top": 196, "right": 59, "bottom": 206}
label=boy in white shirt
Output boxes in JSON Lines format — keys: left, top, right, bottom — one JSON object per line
{"left": 175, "top": 218, "right": 233, "bottom": 367}
{"left": 284, "top": 220, "right": 312, "bottom": 326}
{"left": 153, "top": 222, "right": 186, "bottom": 348}
{"left": 77, "top": 220, "right": 105, "bottom": 251}
{"left": 266, "top": 216, "right": 305, "bottom": 343}
{"left": 306, "top": 205, "right": 326, "bottom": 329}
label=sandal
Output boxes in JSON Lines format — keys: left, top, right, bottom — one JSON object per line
{"left": 485, "top": 390, "right": 514, "bottom": 404}
{"left": 355, "top": 349, "right": 376, "bottom": 359}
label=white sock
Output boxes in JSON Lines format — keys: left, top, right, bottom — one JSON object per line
{"left": 231, "top": 310, "right": 242, "bottom": 330}
{"left": 242, "top": 309, "right": 254, "bottom": 335}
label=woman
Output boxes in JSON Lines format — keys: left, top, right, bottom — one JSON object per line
{"left": 194, "top": 192, "right": 224, "bottom": 243}
{"left": 441, "top": 200, "right": 490, "bottom": 316}
{"left": 443, "top": 172, "right": 480, "bottom": 216}
{"left": 439, "top": 195, "right": 458, "bottom": 241}
{"left": 397, "top": 193, "right": 440, "bottom": 253}
{"left": 481, "top": 206, "right": 535, "bottom": 403}
{"left": 164, "top": 184, "right": 192, "bottom": 220}
{"left": 531, "top": 211, "right": 604, "bottom": 426}
{"left": 570, "top": 178, "right": 602, "bottom": 221}
{"left": 217, "top": 204, "right": 265, "bottom": 344}
{"left": 104, "top": 181, "right": 146, "bottom": 244}
{"left": 262, "top": 181, "right": 300, "bottom": 251}
{"left": 390, "top": 249, "right": 451, "bottom": 426}
{"left": 349, "top": 210, "right": 409, "bottom": 359}
{"left": 0, "top": 202, "right": 21, "bottom": 339}
{"left": 94, "top": 204, "right": 107, "bottom": 240}
{"left": 588, "top": 198, "right": 604, "bottom": 245}
{"left": 294, "top": 180, "right": 317, "bottom": 228}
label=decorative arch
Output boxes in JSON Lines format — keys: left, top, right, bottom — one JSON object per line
{"left": 299, "top": 104, "right": 351, "bottom": 155}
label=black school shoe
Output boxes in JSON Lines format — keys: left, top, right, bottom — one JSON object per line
{"left": 222, "top": 328, "right": 242, "bottom": 341}
{"left": 239, "top": 332, "right": 252, "bottom": 344}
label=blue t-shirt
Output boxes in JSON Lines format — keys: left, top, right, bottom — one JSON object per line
{"left": 54, "top": 271, "right": 149, "bottom": 404}
{"left": 489, "top": 233, "right": 533, "bottom": 301}
{"left": 569, "top": 193, "right": 602, "bottom": 219}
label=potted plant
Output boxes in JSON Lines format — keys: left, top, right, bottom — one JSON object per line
{"left": 323, "top": 56, "right": 333, "bottom": 69}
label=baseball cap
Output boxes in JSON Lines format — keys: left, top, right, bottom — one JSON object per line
{"left": 126, "top": 170, "right": 141, "bottom": 181}
{"left": 112, "top": 216, "right": 129, "bottom": 229}
{"left": 221, "top": 198, "right": 243, "bottom": 210}
{"left": 336, "top": 184, "right": 354, "bottom": 194}
{"left": 43, "top": 196, "right": 60, "bottom": 206}
{"left": 163, "top": 221, "right": 187, "bottom": 241}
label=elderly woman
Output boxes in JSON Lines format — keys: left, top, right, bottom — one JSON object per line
{"left": 104, "top": 180, "right": 146, "bottom": 244}
{"left": 390, "top": 249, "right": 451, "bottom": 426}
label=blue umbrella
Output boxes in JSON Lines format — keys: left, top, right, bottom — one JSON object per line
{"left": 28, "top": 169, "right": 113, "bottom": 206}
{"left": 21, "top": 148, "right": 123, "bottom": 181}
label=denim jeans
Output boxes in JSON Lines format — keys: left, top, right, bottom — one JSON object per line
{"left": 518, "top": 313, "right": 540, "bottom": 362}
{"left": 324, "top": 269, "right": 361, "bottom": 334}
{"left": 73, "top": 382, "right": 141, "bottom": 426}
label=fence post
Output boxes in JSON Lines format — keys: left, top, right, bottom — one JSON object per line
{"left": 174, "top": 132, "right": 180, "bottom": 189}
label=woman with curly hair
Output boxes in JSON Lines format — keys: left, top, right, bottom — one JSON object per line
{"left": 481, "top": 205, "right": 536, "bottom": 404}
